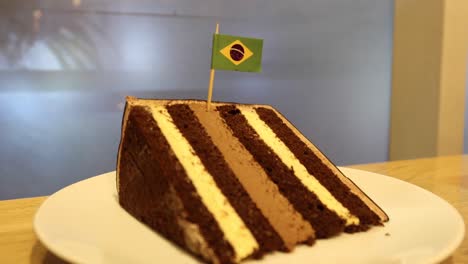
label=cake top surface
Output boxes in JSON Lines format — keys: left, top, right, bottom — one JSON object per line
{"left": 124, "top": 96, "right": 275, "bottom": 108}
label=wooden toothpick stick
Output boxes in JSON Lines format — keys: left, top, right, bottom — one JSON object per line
{"left": 207, "top": 23, "right": 219, "bottom": 111}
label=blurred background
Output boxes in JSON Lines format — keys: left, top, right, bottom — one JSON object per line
{"left": 1, "top": 0, "right": 394, "bottom": 199}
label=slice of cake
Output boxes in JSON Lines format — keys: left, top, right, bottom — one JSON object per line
{"left": 116, "top": 97, "right": 388, "bottom": 264}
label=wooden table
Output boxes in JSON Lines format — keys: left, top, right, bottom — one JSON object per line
{"left": 1, "top": 155, "right": 467, "bottom": 263}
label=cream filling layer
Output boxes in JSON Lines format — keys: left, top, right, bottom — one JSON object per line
{"left": 239, "top": 107, "right": 359, "bottom": 226}
{"left": 151, "top": 106, "right": 259, "bottom": 261}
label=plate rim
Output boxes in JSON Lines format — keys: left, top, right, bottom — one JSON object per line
{"left": 33, "top": 173, "right": 117, "bottom": 263}
{"left": 340, "top": 167, "right": 465, "bottom": 264}
{"left": 33, "top": 168, "right": 466, "bottom": 264}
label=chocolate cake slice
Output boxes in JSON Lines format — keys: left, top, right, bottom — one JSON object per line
{"left": 116, "top": 97, "right": 388, "bottom": 264}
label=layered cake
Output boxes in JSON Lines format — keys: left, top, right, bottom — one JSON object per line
{"left": 117, "top": 97, "right": 388, "bottom": 264}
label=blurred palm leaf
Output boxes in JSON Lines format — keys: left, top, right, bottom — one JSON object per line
{"left": 0, "top": 0, "right": 112, "bottom": 69}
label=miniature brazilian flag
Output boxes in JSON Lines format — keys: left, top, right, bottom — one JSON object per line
{"left": 211, "top": 34, "right": 263, "bottom": 72}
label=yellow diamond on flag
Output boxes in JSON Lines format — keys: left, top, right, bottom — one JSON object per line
{"left": 219, "top": 40, "right": 254, "bottom": 66}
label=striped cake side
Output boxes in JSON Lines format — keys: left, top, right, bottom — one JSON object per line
{"left": 217, "top": 105, "right": 347, "bottom": 238}
{"left": 119, "top": 101, "right": 300, "bottom": 263}
{"left": 149, "top": 105, "right": 264, "bottom": 262}
{"left": 254, "top": 106, "right": 389, "bottom": 224}
{"left": 217, "top": 104, "right": 388, "bottom": 237}
{"left": 254, "top": 107, "right": 388, "bottom": 230}
{"left": 118, "top": 105, "right": 235, "bottom": 263}
{"left": 117, "top": 98, "right": 388, "bottom": 263}
{"left": 166, "top": 104, "right": 286, "bottom": 256}
{"left": 189, "top": 103, "right": 316, "bottom": 250}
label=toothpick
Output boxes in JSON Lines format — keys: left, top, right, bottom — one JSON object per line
{"left": 207, "top": 23, "right": 219, "bottom": 111}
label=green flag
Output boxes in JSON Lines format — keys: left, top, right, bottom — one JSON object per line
{"left": 211, "top": 34, "right": 263, "bottom": 72}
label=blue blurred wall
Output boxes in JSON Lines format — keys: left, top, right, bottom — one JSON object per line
{"left": 0, "top": 0, "right": 394, "bottom": 199}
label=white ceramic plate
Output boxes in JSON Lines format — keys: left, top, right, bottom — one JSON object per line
{"left": 34, "top": 168, "right": 465, "bottom": 264}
